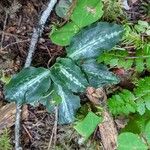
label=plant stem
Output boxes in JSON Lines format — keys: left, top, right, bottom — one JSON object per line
{"left": 14, "top": 0, "right": 57, "bottom": 149}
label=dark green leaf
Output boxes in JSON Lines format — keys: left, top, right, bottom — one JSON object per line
{"left": 50, "top": 58, "right": 88, "bottom": 93}
{"left": 54, "top": 83, "right": 81, "bottom": 124}
{"left": 55, "top": 0, "right": 72, "bottom": 18}
{"left": 81, "top": 59, "right": 120, "bottom": 87}
{"left": 71, "top": 0, "right": 103, "bottom": 28}
{"left": 4, "top": 67, "right": 51, "bottom": 105}
{"left": 67, "top": 22, "right": 124, "bottom": 61}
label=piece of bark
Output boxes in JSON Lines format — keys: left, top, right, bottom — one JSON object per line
{"left": 86, "top": 87, "right": 118, "bottom": 150}
{"left": 98, "top": 109, "right": 118, "bottom": 150}
{"left": 0, "top": 103, "right": 28, "bottom": 134}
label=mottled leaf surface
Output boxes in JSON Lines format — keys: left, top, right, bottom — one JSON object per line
{"left": 81, "top": 59, "right": 120, "bottom": 87}
{"left": 67, "top": 22, "right": 124, "bottom": 61}
{"left": 71, "top": 0, "right": 103, "bottom": 28}
{"left": 54, "top": 83, "right": 81, "bottom": 124}
{"left": 50, "top": 58, "right": 88, "bottom": 93}
{"left": 55, "top": 0, "right": 72, "bottom": 18}
{"left": 4, "top": 67, "right": 51, "bottom": 105}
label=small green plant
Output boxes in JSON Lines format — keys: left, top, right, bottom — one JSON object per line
{"left": 108, "top": 77, "right": 150, "bottom": 115}
{"left": 98, "top": 43, "right": 150, "bottom": 72}
{"left": 4, "top": 1, "right": 150, "bottom": 149}
{"left": 0, "top": 129, "right": 12, "bottom": 150}
{"left": 4, "top": 22, "right": 123, "bottom": 124}
{"left": 102, "top": 0, "right": 127, "bottom": 21}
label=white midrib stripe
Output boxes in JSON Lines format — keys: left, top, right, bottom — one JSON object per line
{"left": 13, "top": 70, "right": 50, "bottom": 98}
{"left": 69, "top": 30, "right": 122, "bottom": 58}
{"left": 60, "top": 66, "right": 85, "bottom": 88}
{"left": 58, "top": 85, "right": 71, "bottom": 121}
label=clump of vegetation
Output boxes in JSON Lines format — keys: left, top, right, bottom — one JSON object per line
{"left": 0, "top": 129, "right": 12, "bottom": 150}
{"left": 102, "top": 0, "right": 127, "bottom": 21}
{"left": 1, "top": 0, "right": 150, "bottom": 149}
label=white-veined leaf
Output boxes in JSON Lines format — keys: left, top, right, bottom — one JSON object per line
{"left": 67, "top": 22, "right": 124, "bottom": 61}
{"left": 54, "top": 83, "right": 81, "bottom": 124}
{"left": 50, "top": 58, "right": 88, "bottom": 93}
{"left": 4, "top": 67, "right": 51, "bottom": 105}
{"left": 81, "top": 59, "right": 120, "bottom": 87}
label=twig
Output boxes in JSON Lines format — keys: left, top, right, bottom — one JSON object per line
{"left": 24, "top": 0, "right": 57, "bottom": 68}
{"left": 53, "top": 106, "right": 58, "bottom": 147}
{"left": 22, "top": 124, "right": 33, "bottom": 140}
{"left": 0, "top": 12, "right": 8, "bottom": 48}
{"left": 0, "top": 39, "right": 30, "bottom": 52}
{"left": 47, "top": 106, "right": 58, "bottom": 150}
{"left": 0, "top": 31, "right": 28, "bottom": 38}
{"left": 14, "top": 0, "right": 57, "bottom": 149}
{"left": 47, "top": 126, "right": 54, "bottom": 150}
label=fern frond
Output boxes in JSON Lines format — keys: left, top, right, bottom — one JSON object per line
{"left": 98, "top": 43, "right": 150, "bottom": 72}
{"left": 135, "top": 44, "right": 150, "bottom": 72}
{"left": 108, "top": 77, "right": 150, "bottom": 115}
{"left": 108, "top": 90, "right": 136, "bottom": 115}
{"left": 0, "top": 129, "right": 12, "bottom": 150}
{"left": 98, "top": 49, "right": 133, "bottom": 69}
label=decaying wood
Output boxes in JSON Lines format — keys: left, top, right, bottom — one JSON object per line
{"left": 0, "top": 103, "right": 28, "bottom": 134}
{"left": 86, "top": 87, "right": 118, "bottom": 150}
{"left": 98, "top": 109, "right": 118, "bottom": 150}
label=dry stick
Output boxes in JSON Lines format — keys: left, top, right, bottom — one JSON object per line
{"left": 0, "top": 12, "right": 8, "bottom": 48}
{"left": 0, "top": 39, "right": 30, "bottom": 52}
{"left": 47, "top": 106, "right": 58, "bottom": 150}
{"left": 14, "top": 0, "right": 57, "bottom": 150}
{"left": 53, "top": 106, "right": 58, "bottom": 148}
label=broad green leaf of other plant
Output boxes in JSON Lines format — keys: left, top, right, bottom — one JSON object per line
{"left": 4, "top": 67, "right": 51, "bottom": 105}
{"left": 81, "top": 59, "right": 120, "bottom": 88}
{"left": 50, "top": 0, "right": 103, "bottom": 46}
{"left": 71, "top": 0, "right": 103, "bottom": 28}
{"left": 117, "top": 132, "right": 148, "bottom": 150}
{"left": 50, "top": 22, "right": 80, "bottom": 46}
{"left": 50, "top": 58, "right": 88, "bottom": 93}
{"left": 67, "top": 22, "right": 123, "bottom": 61}
{"left": 54, "top": 83, "right": 81, "bottom": 124}
{"left": 74, "top": 111, "right": 102, "bottom": 140}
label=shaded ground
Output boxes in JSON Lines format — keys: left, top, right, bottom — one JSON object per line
{"left": 0, "top": 0, "right": 149, "bottom": 149}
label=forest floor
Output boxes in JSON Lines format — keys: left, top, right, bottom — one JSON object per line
{"left": 0, "top": 0, "right": 150, "bottom": 149}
